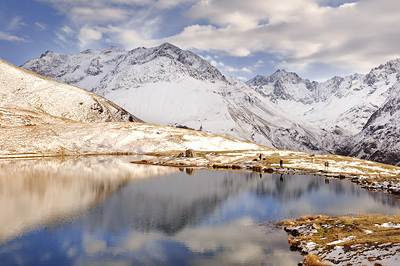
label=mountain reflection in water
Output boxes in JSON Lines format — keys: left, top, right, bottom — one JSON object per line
{"left": 0, "top": 156, "right": 177, "bottom": 244}
{"left": 0, "top": 157, "right": 399, "bottom": 265}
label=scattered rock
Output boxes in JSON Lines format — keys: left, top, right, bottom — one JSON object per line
{"left": 186, "top": 149, "right": 196, "bottom": 157}
{"left": 265, "top": 168, "right": 274, "bottom": 173}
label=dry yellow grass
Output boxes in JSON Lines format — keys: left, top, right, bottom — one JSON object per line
{"left": 281, "top": 214, "right": 400, "bottom": 248}
{"left": 137, "top": 149, "right": 400, "bottom": 182}
{"left": 278, "top": 214, "right": 400, "bottom": 265}
{"left": 303, "top": 254, "right": 330, "bottom": 266}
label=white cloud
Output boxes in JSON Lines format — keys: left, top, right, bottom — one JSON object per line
{"left": 166, "top": 0, "right": 400, "bottom": 74}
{"left": 241, "top": 67, "right": 252, "bottom": 73}
{"left": 7, "top": 16, "right": 28, "bottom": 31}
{"left": 208, "top": 58, "right": 252, "bottom": 75}
{"left": 70, "top": 7, "right": 131, "bottom": 24}
{"left": 254, "top": 60, "right": 264, "bottom": 69}
{"left": 201, "top": 55, "right": 213, "bottom": 61}
{"left": 61, "top": 26, "right": 74, "bottom": 34}
{"left": 237, "top": 76, "right": 248, "bottom": 81}
{"left": 78, "top": 26, "right": 103, "bottom": 48}
{"left": 35, "top": 22, "right": 48, "bottom": 31}
{"left": 0, "top": 31, "right": 28, "bottom": 42}
{"left": 34, "top": 0, "right": 400, "bottom": 78}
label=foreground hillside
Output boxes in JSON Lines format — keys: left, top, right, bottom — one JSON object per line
{"left": 0, "top": 122, "right": 264, "bottom": 156}
{"left": 0, "top": 58, "right": 141, "bottom": 126}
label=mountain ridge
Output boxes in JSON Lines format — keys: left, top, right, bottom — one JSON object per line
{"left": 20, "top": 43, "right": 400, "bottom": 165}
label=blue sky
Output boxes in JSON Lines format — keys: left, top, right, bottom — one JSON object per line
{"left": 1, "top": 0, "right": 400, "bottom": 82}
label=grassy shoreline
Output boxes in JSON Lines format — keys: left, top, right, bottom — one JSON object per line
{"left": 278, "top": 214, "right": 400, "bottom": 266}
{"left": 132, "top": 149, "right": 400, "bottom": 186}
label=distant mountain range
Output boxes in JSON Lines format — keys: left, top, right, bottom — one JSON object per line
{"left": 21, "top": 43, "right": 400, "bottom": 165}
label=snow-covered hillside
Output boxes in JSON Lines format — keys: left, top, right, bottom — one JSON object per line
{"left": 0, "top": 58, "right": 267, "bottom": 156}
{"left": 22, "top": 43, "right": 329, "bottom": 154}
{"left": 21, "top": 43, "right": 400, "bottom": 165}
{"left": 246, "top": 59, "right": 400, "bottom": 165}
{"left": 0, "top": 58, "right": 142, "bottom": 126}
{"left": 345, "top": 82, "right": 400, "bottom": 165}
{"left": 246, "top": 64, "right": 397, "bottom": 136}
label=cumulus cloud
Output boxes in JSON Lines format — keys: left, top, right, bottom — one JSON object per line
{"left": 36, "top": 0, "right": 400, "bottom": 78}
{"left": 70, "top": 7, "right": 131, "bottom": 24}
{"left": 166, "top": 0, "right": 400, "bottom": 74}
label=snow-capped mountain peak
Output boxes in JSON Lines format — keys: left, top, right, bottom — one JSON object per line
{"left": 246, "top": 68, "right": 318, "bottom": 104}
{"left": 22, "top": 43, "right": 229, "bottom": 96}
{"left": 20, "top": 43, "right": 400, "bottom": 165}
{"left": 21, "top": 43, "right": 332, "bottom": 154}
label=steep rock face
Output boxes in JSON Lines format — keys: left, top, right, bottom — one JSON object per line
{"left": 345, "top": 82, "right": 400, "bottom": 165}
{"left": 246, "top": 62, "right": 400, "bottom": 135}
{"left": 23, "top": 43, "right": 228, "bottom": 95}
{"left": 0, "top": 58, "right": 142, "bottom": 126}
{"left": 246, "top": 59, "right": 400, "bottom": 161}
{"left": 248, "top": 70, "right": 319, "bottom": 104}
{"left": 21, "top": 43, "right": 328, "bottom": 153}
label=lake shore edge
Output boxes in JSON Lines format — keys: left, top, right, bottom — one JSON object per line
{"left": 2, "top": 149, "right": 400, "bottom": 265}
{"left": 130, "top": 150, "right": 400, "bottom": 265}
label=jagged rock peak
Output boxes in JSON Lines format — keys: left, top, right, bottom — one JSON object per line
{"left": 81, "top": 46, "right": 121, "bottom": 54}
{"left": 270, "top": 69, "right": 305, "bottom": 82}
{"left": 126, "top": 42, "right": 221, "bottom": 74}
{"left": 40, "top": 50, "right": 54, "bottom": 58}
{"left": 374, "top": 58, "right": 400, "bottom": 74}
{"left": 246, "top": 69, "right": 311, "bottom": 86}
{"left": 21, "top": 42, "right": 229, "bottom": 90}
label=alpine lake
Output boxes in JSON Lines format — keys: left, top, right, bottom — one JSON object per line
{"left": 0, "top": 155, "right": 399, "bottom": 266}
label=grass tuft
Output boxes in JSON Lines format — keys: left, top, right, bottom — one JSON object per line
{"left": 303, "top": 254, "right": 330, "bottom": 266}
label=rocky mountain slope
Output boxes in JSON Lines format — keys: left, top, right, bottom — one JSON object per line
{"left": 0, "top": 58, "right": 142, "bottom": 126}
{"left": 246, "top": 63, "right": 397, "bottom": 136}
{"left": 21, "top": 43, "right": 400, "bottom": 165}
{"left": 22, "top": 43, "right": 330, "bottom": 154}
{"left": 345, "top": 82, "right": 400, "bottom": 165}
{"left": 246, "top": 59, "right": 400, "bottom": 165}
{"left": 0, "top": 57, "right": 266, "bottom": 157}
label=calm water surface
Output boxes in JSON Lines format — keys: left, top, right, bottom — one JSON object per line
{"left": 0, "top": 156, "right": 399, "bottom": 265}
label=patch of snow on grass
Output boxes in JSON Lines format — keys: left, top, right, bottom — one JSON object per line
{"left": 327, "top": 236, "right": 356, "bottom": 246}
{"left": 375, "top": 222, "right": 400, "bottom": 228}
